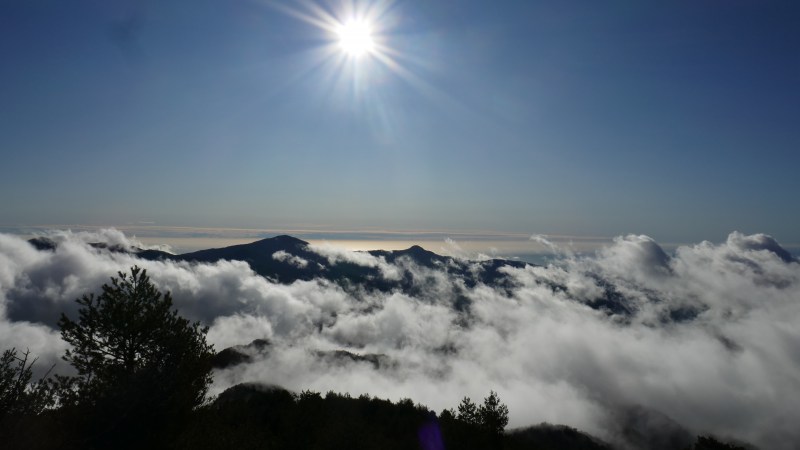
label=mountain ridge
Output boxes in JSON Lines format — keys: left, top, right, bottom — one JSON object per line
{"left": 29, "top": 234, "right": 531, "bottom": 294}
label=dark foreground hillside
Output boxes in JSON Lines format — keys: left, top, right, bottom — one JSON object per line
{"left": 2, "top": 382, "right": 749, "bottom": 450}
{"left": 178, "top": 384, "right": 612, "bottom": 450}
{"left": 182, "top": 384, "right": 750, "bottom": 450}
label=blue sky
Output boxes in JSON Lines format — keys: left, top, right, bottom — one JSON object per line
{"left": 1, "top": 0, "right": 798, "bottom": 244}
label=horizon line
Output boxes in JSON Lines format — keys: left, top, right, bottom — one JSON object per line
{"left": 0, "top": 223, "right": 616, "bottom": 242}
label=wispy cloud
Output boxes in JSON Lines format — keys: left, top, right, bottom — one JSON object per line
{"left": 272, "top": 250, "right": 310, "bottom": 269}
{"left": 307, "top": 242, "right": 402, "bottom": 280}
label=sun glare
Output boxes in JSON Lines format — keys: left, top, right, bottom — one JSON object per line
{"left": 336, "top": 20, "right": 375, "bottom": 57}
{"left": 271, "top": 0, "right": 425, "bottom": 95}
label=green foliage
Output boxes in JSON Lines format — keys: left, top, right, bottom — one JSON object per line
{"left": 55, "top": 266, "right": 215, "bottom": 448}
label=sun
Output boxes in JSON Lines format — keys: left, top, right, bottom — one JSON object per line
{"left": 336, "top": 19, "right": 375, "bottom": 57}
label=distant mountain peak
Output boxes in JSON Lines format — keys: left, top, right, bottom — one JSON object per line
{"left": 393, "top": 245, "right": 441, "bottom": 264}
{"left": 28, "top": 237, "right": 57, "bottom": 251}
{"left": 258, "top": 235, "right": 309, "bottom": 246}
{"left": 272, "top": 234, "right": 304, "bottom": 241}
{"left": 399, "top": 244, "right": 435, "bottom": 255}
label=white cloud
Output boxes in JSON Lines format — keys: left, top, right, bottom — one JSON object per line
{"left": 307, "top": 242, "right": 401, "bottom": 281}
{"left": 33, "top": 228, "right": 172, "bottom": 252}
{"left": 271, "top": 250, "right": 309, "bottom": 268}
{"left": 0, "top": 229, "right": 799, "bottom": 449}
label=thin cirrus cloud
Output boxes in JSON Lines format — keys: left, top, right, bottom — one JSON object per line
{"left": 0, "top": 229, "right": 798, "bottom": 449}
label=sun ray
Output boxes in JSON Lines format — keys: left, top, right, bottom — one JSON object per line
{"left": 265, "top": 0, "right": 341, "bottom": 34}
{"left": 259, "top": 0, "right": 473, "bottom": 137}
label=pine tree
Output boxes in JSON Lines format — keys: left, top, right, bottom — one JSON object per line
{"left": 56, "top": 266, "right": 214, "bottom": 448}
{"left": 478, "top": 391, "right": 509, "bottom": 435}
{"left": 0, "top": 348, "right": 54, "bottom": 420}
{"left": 457, "top": 396, "right": 479, "bottom": 426}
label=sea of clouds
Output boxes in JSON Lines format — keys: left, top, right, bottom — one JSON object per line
{"left": 1, "top": 228, "right": 798, "bottom": 449}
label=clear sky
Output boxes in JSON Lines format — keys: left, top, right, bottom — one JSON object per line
{"left": 2, "top": 0, "right": 798, "bottom": 244}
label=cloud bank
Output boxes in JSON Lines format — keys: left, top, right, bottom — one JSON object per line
{"left": 1, "top": 230, "right": 798, "bottom": 449}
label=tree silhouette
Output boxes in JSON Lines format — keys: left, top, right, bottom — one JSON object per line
{"left": 1, "top": 349, "right": 50, "bottom": 416}
{"left": 56, "top": 266, "right": 214, "bottom": 448}
{"left": 478, "top": 391, "right": 509, "bottom": 435}
{"left": 457, "top": 396, "right": 479, "bottom": 426}
{"left": 0, "top": 348, "right": 54, "bottom": 430}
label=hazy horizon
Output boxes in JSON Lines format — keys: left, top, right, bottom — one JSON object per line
{"left": 8, "top": 223, "right": 800, "bottom": 261}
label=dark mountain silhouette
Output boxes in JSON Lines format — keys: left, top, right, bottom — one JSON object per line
{"left": 28, "top": 237, "right": 57, "bottom": 251}
{"left": 29, "top": 234, "right": 530, "bottom": 294}
{"left": 135, "top": 248, "right": 175, "bottom": 260}
{"left": 313, "top": 349, "right": 392, "bottom": 371}
{"left": 151, "top": 236, "right": 714, "bottom": 323}
{"left": 373, "top": 244, "right": 440, "bottom": 265}
{"left": 174, "top": 235, "right": 327, "bottom": 283}
{"left": 28, "top": 234, "right": 695, "bottom": 320}
{"left": 505, "top": 423, "right": 613, "bottom": 450}
{"left": 211, "top": 338, "right": 272, "bottom": 370}
{"left": 27, "top": 236, "right": 173, "bottom": 258}
{"left": 211, "top": 338, "right": 393, "bottom": 371}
